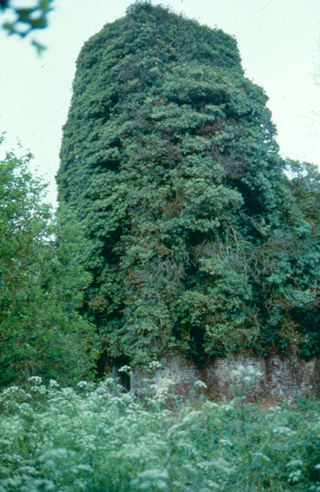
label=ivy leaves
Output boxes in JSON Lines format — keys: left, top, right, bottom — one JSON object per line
{"left": 58, "top": 3, "right": 320, "bottom": 366}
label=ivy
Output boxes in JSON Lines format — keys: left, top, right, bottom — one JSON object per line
{"left": 58, "top": 2, "right": 320, "bottom": 367}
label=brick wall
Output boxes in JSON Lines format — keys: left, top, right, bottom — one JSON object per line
{"left": 142, "top": 354, "right": 319, "bottom": 402}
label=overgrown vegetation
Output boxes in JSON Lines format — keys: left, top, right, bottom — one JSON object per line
{"left": 0, "top": 141, "right": 99, "bottom": 387}
{"left": 58, "top": 2, "right": 320, "bottom": 367}
{"left": 0, "top": 377, "right": 320, "bottom": 491}
{"left": 0, "top": 3, "right": 319, "bottom": 489}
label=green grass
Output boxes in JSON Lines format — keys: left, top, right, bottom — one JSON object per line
{"left": 0, "top": 377, "right": 319, "bottom": 491}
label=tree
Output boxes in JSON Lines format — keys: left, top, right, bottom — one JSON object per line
{"left": 0, "top": 0, "right": 54, "bottom": 51}
{"left": 57, "top": 2, "right": 320, "bottom": 367}
{"left": 0, "top": 142, "right": 98, "bottom": 387}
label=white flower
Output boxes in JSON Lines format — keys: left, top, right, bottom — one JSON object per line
{"left": 230, "top": 365, "right": 262, "bottom": 382}
{"left": 71, "top": 464, "right": 94, "bottom": 474}
{"left": 154, "top": 378, "right": 175, "bottom": 401}
{"left": 243, "top": 376, "right": 254, "bottom": 384}
{"left": 102, "top": 377, "right": 114, "bottom": 387}
{"left": 77, "top": 381, "right": 88, "bottom": 389}
{"left": 31, "top": 385, "right": 46, "bottom": 394}
{"left": 27, "top": 376, "right": 42, "bottom": 384}
{"left": 194, "top": 380, "right": 207, "bottom": 389}
{"left": 288, "top": 469, "right": 302, "bottom": 483}
{"left": 49, "top": 379, "right": 59, "bottom": 387}
{"left": 273, "top": 426, "right": 296, "bottom": 436}
{"left": 148, "top": 361, "right": 162, "bottom": 370}
{"left": 3, "top": 385, "right": 20, "bottom": 393}
{"left": 266, "top": 406, "right": 281, "bottom": 412}
{"left": 287, "top": 459, "right": 303, "bottom": 468}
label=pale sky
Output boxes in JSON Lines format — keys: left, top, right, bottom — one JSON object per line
{"left": 0, "top": 0, "right": 319, "bottom": 206}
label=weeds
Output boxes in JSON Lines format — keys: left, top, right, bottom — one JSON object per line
{"left": 0, "top": 376, "right": 319, "bottom": 491}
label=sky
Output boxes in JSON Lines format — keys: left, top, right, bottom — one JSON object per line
{"left": 0, "top": 0, "right": 319, "bottom": 207}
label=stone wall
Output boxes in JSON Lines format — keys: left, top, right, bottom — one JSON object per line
{"left": 145, "top": 354, "right": 319, "bottom": 402}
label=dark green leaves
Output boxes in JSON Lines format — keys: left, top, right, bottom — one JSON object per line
{"left": 0, "top": 147, "right": 98, "bottom": 387}
{"left": 58, "top": 3, "right": 320, "bottom": 367}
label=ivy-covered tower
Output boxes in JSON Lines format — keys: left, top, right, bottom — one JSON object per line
{"left": 57, "top": 2, "right": 319, "bottom": 366}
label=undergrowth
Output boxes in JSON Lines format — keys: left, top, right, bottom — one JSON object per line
{"left": 0, "top": 376, "right": 319, "bottom": 491}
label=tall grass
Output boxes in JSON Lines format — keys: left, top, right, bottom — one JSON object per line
{"left": 0, "top": 375, "right": 319, "bottom": 491}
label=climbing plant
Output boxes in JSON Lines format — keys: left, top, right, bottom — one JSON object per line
{"left": 58, "top": 2, "right": 320, "bottom": 367}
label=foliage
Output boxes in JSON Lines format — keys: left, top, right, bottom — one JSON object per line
{"left": 0, "top": 145, "right": 99, "bottom": 387}
{"left": 284, "top": 160, "right": 320, "bottom": 359}
{"left": 57, "top": 2, "right": 320, "bottom": 366}
{"left": 0, "top": 0, "right": 54, "bottom": 52}
{"left": 0, "top": 378, "right": 320, "bottom": 491}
